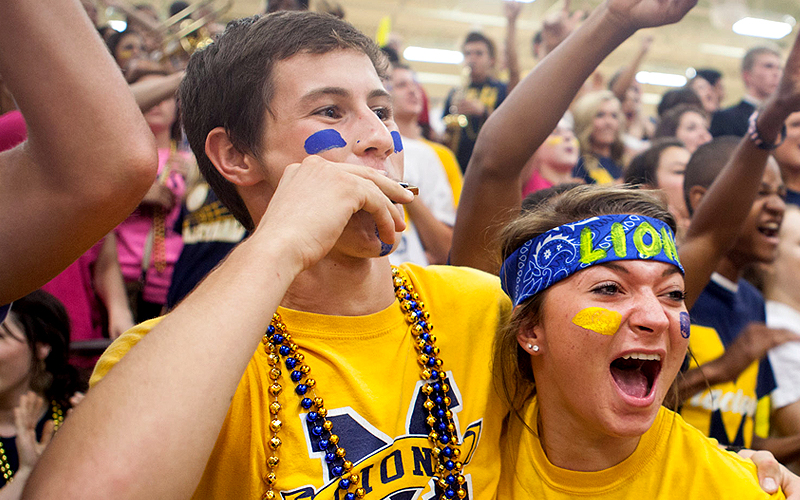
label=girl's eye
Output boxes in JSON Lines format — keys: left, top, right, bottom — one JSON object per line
{"left": 591, "top": 283, "right": 620, "bottom": 295}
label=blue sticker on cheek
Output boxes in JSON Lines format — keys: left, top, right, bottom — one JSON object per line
{"left": 680, "top": 312, "right": 691, "bottom": 339}
{"left": 391, "top": 131, "right": 403, "bottom": 153}
{"left": 375, "top": 226, "right": 394, "bottom": 256}
{"left": 304, "top": 129, "right": 347, "bottom": 155}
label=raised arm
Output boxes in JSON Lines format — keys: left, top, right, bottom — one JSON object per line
{"left": 130, "top": 71, "right": 184, "bottom": 112}
{"left": 679, "top": 27, "right": 800, "bottom": 309}
{"left": 609, "top": 35, "right": 652, "bottom": 102}
{"left": 504, "top": 1, "right": 522, "bottom": 93}
{"left": 450, "top": 0, "right": 697, "bottom": 272}
{"left": 0, "top": 0, "right": 157, "bottom": 305}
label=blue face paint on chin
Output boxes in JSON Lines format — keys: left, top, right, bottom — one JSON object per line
{"left": 304, "top": 129, "right": 347, "bottom": 155}
{"left": 391, "top": 131, "right": 403, "bottom": 153}
{"left": 680, "top": 312, "right": 691, "bottom": 339}
{"left": 375, "top": 226, "right": 394, "bottom": 256}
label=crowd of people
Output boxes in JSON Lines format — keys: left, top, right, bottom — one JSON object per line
{"left": 4, "top": 0, "right": 800, "bottom": 498}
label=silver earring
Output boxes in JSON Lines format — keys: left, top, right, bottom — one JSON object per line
{"left": 532, "top": 345, "right": 540, "bottom": 352}
{"left": 527, "top": 343, "right": 533, "bottom": 350}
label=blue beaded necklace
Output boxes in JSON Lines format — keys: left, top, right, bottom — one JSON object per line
{"left": 260, "top": 266, "right": 468, "bottom": 500}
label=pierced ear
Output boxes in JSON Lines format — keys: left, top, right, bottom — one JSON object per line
{"left": 516, "top": 318, "right": 542, "bottom": 354}
{"left": 205, "top": 127, "right": 264, "bottom": 187}
{"left": 688, "top": 185, "right": 707, "bottom": 214}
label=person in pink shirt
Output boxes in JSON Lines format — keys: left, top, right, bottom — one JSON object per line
{"left": 115, "top": 70, "right": 188, "bottom": 321}
{"left": 521, "top": 114, "right": 582, "bottom": 196}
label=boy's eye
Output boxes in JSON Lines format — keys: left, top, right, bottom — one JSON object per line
{"left": 373, "top": 106, "right": 391, "bottom": 121}
{"left": 316, "top": 107, "right": 341, "bottom": 119}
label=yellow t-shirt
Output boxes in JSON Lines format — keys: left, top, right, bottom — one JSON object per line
{"left": 499, "top": 397, "right": 784, "bottom": 499}
{"left": 91, "top": 263, "right": 511, "bottom": 500}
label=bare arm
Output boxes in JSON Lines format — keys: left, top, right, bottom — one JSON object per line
{"left": 753, "top": 435, "right": 800, "bottom": 466}
{"left": 504, "top": 1, "right": 522, "bottom": 93}
{"left": 450, "top": 0, "right": 697, "bottom": 272}
{"left": 406, "top": 199, "right": 453, "bottom": 265}
{"left": 92, "top": 234, "right": 135, "bottom": 340}
{"left": 23, "top": 156, "right": 413, "bottom": 500}
{"left": 609, "top": 35, "right": 652, "bottom": 102}
{"left": 676, "top": 324, "right": 800, "bottom": 402}
{"left": 679, "top": 27, "right": 800, "bottom": 309}
{"left": 0, "top": 0, "right": 157, "bottom": 305}
{"left": 130, "top": 71, "right": 184, "bottom": 113}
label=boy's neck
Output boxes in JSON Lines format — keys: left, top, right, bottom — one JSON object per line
{"left": 715, "top": 255, "right": 742, "bottom": 283}
{"left": 282, "top": 254, "right": 396, "bottom": 317}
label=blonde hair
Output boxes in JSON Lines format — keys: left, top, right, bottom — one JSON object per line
{"left": 572, "top": 90, "right": 625, "bottom": 165}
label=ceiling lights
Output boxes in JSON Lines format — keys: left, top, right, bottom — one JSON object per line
{"left": 635, "top": 71, "right": 687, "bottom": 88}
{"left": 108, "top": 19, "right": 128, "bottom": 32}
{"left": 403, "top": 47, "right": 464, "bottom": 65}
{"left": 732, "top": 17, "right": 793, "bottom": 39}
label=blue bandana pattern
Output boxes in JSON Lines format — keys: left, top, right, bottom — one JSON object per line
{"left": 500, "top": 214, "right": 683, "bottom": 307}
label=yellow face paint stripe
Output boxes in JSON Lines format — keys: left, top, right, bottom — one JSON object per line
{"left": 572, "top": 307, "right": 622, "bottom": 336}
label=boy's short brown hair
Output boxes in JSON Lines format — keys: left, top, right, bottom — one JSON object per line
{"left": 180, "top": 11, "right": 388, "bottom": 230}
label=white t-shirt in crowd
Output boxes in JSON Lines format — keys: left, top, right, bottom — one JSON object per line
{"left": 767, "top": 300, "right": 800, "bottom": 409}
{"left": 389, "top": 136, "right": 455, "bottom": 267}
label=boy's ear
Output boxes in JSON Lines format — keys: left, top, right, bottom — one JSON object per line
{"left": 688, "top": 185, "right": 707, "bottom": 213}
{"left": 205, "top": 127, "right": 264, "bottom": 187}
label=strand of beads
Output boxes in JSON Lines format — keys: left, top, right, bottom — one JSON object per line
{"left": 261, "top": 314, "right": 285, "bottom": 500}
{"left": 392, "top": 267, "right": 466, "bottom": 500}
{"left": 258, "top": 268, "right": 465, "bottom": 500}
{"left": 0, "top": 404, "right": 65, "bottom": 485}
{"left": 51, "top": 401, "right": 64, "bottom": 432}
{"left": 262, "top": 314, "right": 365, "bottom": 500}
{"left": 0, "top": 439, "right": 12, "bottom": 484}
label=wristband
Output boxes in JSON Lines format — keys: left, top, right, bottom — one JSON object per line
{"left": 748, "top": 110, "right": 787, "bottom": 150}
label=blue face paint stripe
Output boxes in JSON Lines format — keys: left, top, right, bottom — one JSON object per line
{"left": 680, "top": 312, "right": 691, "bottom": 339}
{"left": 375, "top": 226, "right": 393, "bottom": 256}
{"left": 304, "top": 129, "right": 347, "bottom": 155}
{"left": 391, "top": 131, "right": 403, "bottom": 153}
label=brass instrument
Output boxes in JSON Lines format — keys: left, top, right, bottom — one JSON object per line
{"left": 158, "top": 0, "right": 233, "bottom": 61}
{"left": 442, "top": 66, "right": 471, "bottom": 153}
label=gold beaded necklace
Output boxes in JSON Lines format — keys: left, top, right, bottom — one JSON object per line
{"left": 260, "top": 266, "right": 468, "bottom": 500}
{"left": 0, "top": 401, "right": 64, "bottom": 484}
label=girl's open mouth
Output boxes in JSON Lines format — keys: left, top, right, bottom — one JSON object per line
{"left": 610, "top": 353, "right": 662, "bottom": 400}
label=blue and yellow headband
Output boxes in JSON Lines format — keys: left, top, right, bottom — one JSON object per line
{"left": 500, "top": 214, "right": 683, "bottom": 307}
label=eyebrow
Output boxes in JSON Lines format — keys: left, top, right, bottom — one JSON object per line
{"left": 300, "top": 87, "right": 350, "bottom": 105}
{"left": 299, "top": 87, "right": 391, "bottom": 105}
{"left": 662, "top": 267, "right": 682, "bottom": 277}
